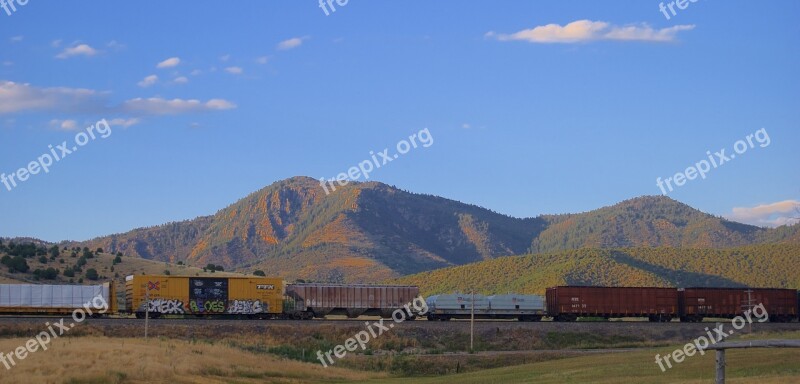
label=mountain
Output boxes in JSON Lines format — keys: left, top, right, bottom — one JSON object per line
{"left": 531, "top": 196, "right": 800, "bottom": 253}
{"left": 73, "top": 176, "right": 800, "bottom": 282}
{"left": 393, "top": 244, "right": 800, "bottom": 295}
{"left": 78, "top": 177, "right": 545, "bottom": 282}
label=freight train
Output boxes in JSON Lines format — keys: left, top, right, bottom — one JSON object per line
{"left": 546, "top": 286, "right": 799, "bottom": 323}
{"left": 0, "top": 277, "right": 798, "bottom": 323}
{"left": 125, "top": 275, "right": 421, "bottom": 320}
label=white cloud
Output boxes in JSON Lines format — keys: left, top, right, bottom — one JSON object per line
{"left": 277, "top": 37, "right": 306, "bottom": 50}
{"left": 137, "top": 74, "right": 159, "bottom": 88}
{"left": 1, "top": 80, "right": 234, "bottom": 117}
{"left": 0, "top": 81, "right": 102, "bottom": 114}
{"left": 173, "top": 76, "right": 189, "bottom": 84}
{"left": 462, "top": 123, "right": 471, "bottom": 129}
{"left": 2, "top": 61, "right": 12, "bottom": 67}
{"left": 10, "top": 36, "right": 23, "bottom": 43}
{"left": 156, "top": 57, "right": 181, "bottom": 68}
{"left": 108, "top": 117, "right": 141, "bottom": 128}
{"left": 727, "top": 200, "right": 800, "bottom": 228}
{"left": 56, "top": 44, "right": 98, "bottom": 59}
{"left": 486, "top": 20, "right": 695, "bottom": 44}
{"left": 220, "top": 54, "right": 230, "bottom": 62}
{"left": 255, "top": 56, "right": 269, "bottom": 64}
{"left": 51, "top": 39, "right": 62, "bottom": 48}
{"left": 106, "top": 40, "right": 125, "bottom": 50}
{"left": 122, "top": 97, "right": 236, "bottom": 115}
{"left": 190, "top": 69, "right": 202, "bottom": 76}
{"left": 225, "top": 66, "right": 243, "bottom": 75}
{"left": 49, "top": 119, "right": 78, "bottom": 131}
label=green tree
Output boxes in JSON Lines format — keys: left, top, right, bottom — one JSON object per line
{"left": 85, "top": 268, "right": 99, "bottom": 281}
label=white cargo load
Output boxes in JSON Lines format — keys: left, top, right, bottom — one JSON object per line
{"left": 0, "top": 283, "right": 110, "bottom": 309}
{"left": 426, "top": 294, "right": 490, "bottom": 311}
{"left": 488, "top": 294, "right": 545, "bottom": 311}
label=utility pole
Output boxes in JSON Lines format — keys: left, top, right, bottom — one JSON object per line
{"left": 144, "top": 286, "right": 150, "bottom": 340}
{"left": 470, "top": 291, "right": 474, "bottom": 352}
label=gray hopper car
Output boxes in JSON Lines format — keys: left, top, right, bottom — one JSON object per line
{"left": 426, "top": 293, "right": 545, "bottom": 321}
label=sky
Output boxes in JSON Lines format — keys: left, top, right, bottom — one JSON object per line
{"left": 1, "top": 1, "right": 798, "bottom": 242}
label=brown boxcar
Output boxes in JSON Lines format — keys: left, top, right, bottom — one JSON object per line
{"left": 285, "top": 283, "right": 420, "bottom": 319}
{"left": 546, "top": 286, "right": 678, "bottom": 322}
{"left": 679, "top": 287, "right": 798, "bottom": 323}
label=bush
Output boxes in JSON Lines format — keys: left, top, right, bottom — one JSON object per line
{"left": 33, "top": 267, "right": 58, "bottom": 280}
{"left": 253, "top": 270, "right": 266, "bottom": 277}
{"left": 2, "top": 255, "right": 29, "bottom": 273}
{"left": 85, "top": 268, "right": 99, "bottom": 281}
{"left": 112, "top": 255, "right": 122, "bottom": 265}
{"left": 38, "top": 255, "right": 48, "bottom": 264}
{"left": 164, "top": 270, "right": 171, "bottom": 276}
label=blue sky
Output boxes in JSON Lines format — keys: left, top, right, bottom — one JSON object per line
{"left": 1, "top": 1, "right": 798, "bottom": 242}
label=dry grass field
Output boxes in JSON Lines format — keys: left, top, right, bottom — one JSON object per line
{"left": 0, "top": 336, "right": 384, "bottom": 384}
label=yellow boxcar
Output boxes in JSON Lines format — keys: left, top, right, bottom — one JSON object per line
{"left": 125, "top": 275, "right": 284, "bottom": 318}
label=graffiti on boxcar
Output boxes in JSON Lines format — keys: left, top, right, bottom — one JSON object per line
{"left": 226, "top": 300, "right": 265, "bottom": 314}
{"left": 189, "top": 299, "right": 226, "bottom": 313}
{"left": 142, "top": 299, "right": 185, "bottom": 314}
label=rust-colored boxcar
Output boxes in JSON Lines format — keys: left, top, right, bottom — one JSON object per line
{"left": 285, "top": 283, "right": 420, "bottom": 319}
{"left": 546, "top": 286, "right": 678, "bottom": 322}
{"left": 126, "top": 275, "right": 284, "bottom": 318}
{"left": 679, "top": 287, "right": 798, "bottom": 322}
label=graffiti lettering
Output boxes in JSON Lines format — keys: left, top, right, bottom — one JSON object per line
{"left": 189, "top": 299, "right": 226, "bottom": 313}
{"left": 227, "top": 300, "right": 265, "bottom": 314}
{"left": 141, "top": 299, "right": 185, "bottom": 314}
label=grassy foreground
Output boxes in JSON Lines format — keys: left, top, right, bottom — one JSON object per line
{"left": 366, "top": 346, "right": 800, "bottom": 384}
{"left": 0, "top": 337, "right": 384, "bottom": 384}
{"left": 1, "top": 334, "right": 799, "bottom": 383}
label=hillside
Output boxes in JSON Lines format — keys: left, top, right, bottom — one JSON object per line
{"left": 393, "top": 244, "right": 800, "bottom": 295}
{"left": 78, "top": 177, "right": 545, "bottom": 282}
{"left": 0, "top": 240, "right": 246, "bottom": 287}
{"left": 67, "top": 177, "right": 799, "bottom": 283}
{"left": 532, "top": 196, "right": 800, "bottom": 252}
